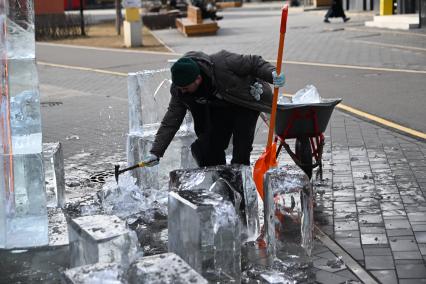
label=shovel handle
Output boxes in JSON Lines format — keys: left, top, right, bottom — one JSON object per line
{"left": 267, "top": 6, "right": 288, "bottom": 149}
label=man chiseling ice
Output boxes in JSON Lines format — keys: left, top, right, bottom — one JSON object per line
{"left": 141, "top": 50, "right": 285, "bottom": 167}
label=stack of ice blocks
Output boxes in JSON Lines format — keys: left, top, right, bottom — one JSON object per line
{"left": 43, "top": 142, "right": 65, "bottom": 208}
{"left": 0, "top": 0, "right": 48, "bottom": 248}
{"left": 264, "top": 165, "right": 314, "bottom": 256}
{"left": 169, "top": 165, "right": 260, "bottom": 239}
{"left": 126, "top": 70, "right": 196, "bottom": 190}
{"left": 168, "top": 189, "right": 241, "bottom": 282}
{"left": 68, "top": 215, "right": 139, "bottom": 267}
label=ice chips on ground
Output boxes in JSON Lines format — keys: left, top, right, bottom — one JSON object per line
{"left": 98, "top": 172, "right": 167, "bottom": 220}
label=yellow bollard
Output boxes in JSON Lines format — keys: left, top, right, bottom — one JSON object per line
{"left": 380, "top": 0, "right": 393, "bottom": 15}
{"left": 125, "top": 8, "right": 140, "bottom": 22}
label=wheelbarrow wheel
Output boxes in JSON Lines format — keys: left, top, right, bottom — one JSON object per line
{"left": 295, "top": 137, "right": 312, "bottom": 179}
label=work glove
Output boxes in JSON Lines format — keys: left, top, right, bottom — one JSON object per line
{"left": 142, "top": 153, "right": 159, "bottom": 167}
{"left": 250, "top": 82, "right": 263, "bottom": 101}
{"left": 272, "top": 71, "right": 286, "bottom": 88}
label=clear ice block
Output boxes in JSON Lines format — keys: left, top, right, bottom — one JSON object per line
{"left": 43, "top": 142, "right": 65, "bottom": 208}
{"left": 127, "top": 132, "right": 196, "bottom": 190}
{"left": 0, "top": 1, "right": 46, "bottom": 249}
{"left": 0, "top": 153, "right": 48, "bottom": 248}
{"left": 264, "top": 165, "right": 314, "bottom": 257}
{"left": 168, "top": 189, "right": 240, "bottom": 282}
{"left": 68, "top": 215, "right": 140, "bottom": 267}
{"left": 63, "top": 263, "right": 125, "bottom": 284}
{"left": 126, "top": 69, "right": 196, "bottom": 189}
{"left": 170, "top": 165, "right": 260, "bottom": 240}
{"left": 127, "top": 253, "right": 208, "bottom": 284}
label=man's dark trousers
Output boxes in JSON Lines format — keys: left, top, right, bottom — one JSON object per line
{"left": 191, "top": 103, "right": 259, "bottom": 167}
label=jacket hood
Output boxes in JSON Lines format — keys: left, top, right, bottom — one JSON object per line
{"left": 182, "top": 51, "right": 214, "bottom": 79}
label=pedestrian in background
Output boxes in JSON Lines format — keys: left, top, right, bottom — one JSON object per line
{"left": 324, "top": 0, "right": 350, "bottom": 23}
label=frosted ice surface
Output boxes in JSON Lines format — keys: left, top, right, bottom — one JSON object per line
{"left": 168, "top": 189, "right": 240, "bottom": 282}
{"left": 63, "top": 263, "right": 125, "bottom": 284}
{"left": 127, "top": 253, "right": 208, "bottom": 284}
{"left": 68, "top": 215, "right": 140, "bottom": 267}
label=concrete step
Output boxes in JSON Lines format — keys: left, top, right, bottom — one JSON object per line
{"left": 365, "top": 14, "right": 419, "bottom": 30}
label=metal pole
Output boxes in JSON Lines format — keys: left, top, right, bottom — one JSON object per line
{"left": 115, "top": 0, "right": 121, "bottom": 35}
{"left": 79, "top": 0, "right": 85, "bottom": 36}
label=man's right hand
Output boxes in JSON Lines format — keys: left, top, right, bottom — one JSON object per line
{"left": 142, "top": 154, "right": 159, "bottom": 167}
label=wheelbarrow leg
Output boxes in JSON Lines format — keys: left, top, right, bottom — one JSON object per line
{"left": 295, "top": 137, "right": 313, "bottom": 179}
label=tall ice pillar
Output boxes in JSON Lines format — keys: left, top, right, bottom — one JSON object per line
{"left": 0, "top": 0, "right": 48, "bottom": 248}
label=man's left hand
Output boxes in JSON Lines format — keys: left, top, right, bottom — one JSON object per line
{"left": 272, "top": 71, "right": 286, "bottom": 88}
{"left": 250, "top": 82, "right": 263, "bottom": 101}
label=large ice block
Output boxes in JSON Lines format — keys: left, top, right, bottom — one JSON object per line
{"left": 127, "top": 132, "right": 196, "bottom": 190}
{"left": 170, "top": 165, "right": 260, "bottom": 239}
{"left": 68, "top": 215, "right": 140, "bottom": 267}
{"left": 264, "top": 165, "right": 314, "bottom": 256}
{"left": 126, "top": 69, "right": 196, "bottom": 190}
{"left": 0, "top": 1, "right": 47, "bottom": 249}
{"left": 127, "top": 253, "right": 208, "bottom": 284}
{"left": 168, "top": 189, "right": 240, "bottom": 282}
{"left": 43, "top": 142, "right": 65, "bottom": 208}
{"left": 62, "top": 263, "right": 125, "bottom": 284}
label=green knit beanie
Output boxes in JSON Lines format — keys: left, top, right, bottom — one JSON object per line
{"left": 171, "top": 57, "right": 200, "bottom": 87}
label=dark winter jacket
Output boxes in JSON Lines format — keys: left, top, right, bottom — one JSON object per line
{"left": 150, "top": 50, "right": 276, "bottom": 158}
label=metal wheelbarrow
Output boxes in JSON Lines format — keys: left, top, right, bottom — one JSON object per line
{"left": 274, "top": 98, "right": 342, "bottom": 179}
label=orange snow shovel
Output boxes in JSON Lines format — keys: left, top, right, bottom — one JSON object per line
{"left": 253, "top": 6, "right": 288, "bottom": 200}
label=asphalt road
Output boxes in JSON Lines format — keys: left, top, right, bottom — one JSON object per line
{"left": 36, "top": 43, "right": 426, "bottom": 134}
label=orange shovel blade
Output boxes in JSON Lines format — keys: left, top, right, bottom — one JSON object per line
{"left": 253, "top": 143, "right": 277, "bottom": 200}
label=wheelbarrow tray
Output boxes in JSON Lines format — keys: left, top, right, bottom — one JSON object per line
{"left": 275, "top": 98, "right": 342, "bottom": 139}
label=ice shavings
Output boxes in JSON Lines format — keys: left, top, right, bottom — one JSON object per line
{"left": 98, "top": 172, "right": 167, "bottom": 220}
